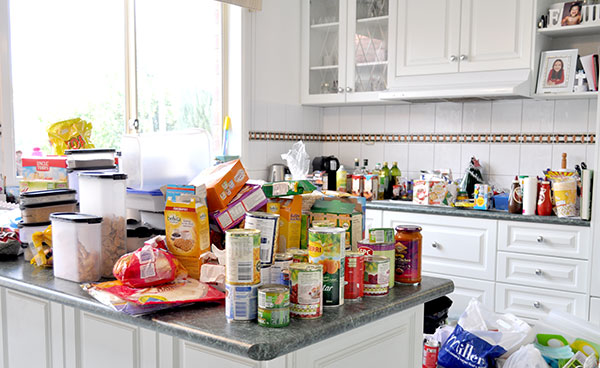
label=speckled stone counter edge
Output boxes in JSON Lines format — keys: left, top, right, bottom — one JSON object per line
{"left": 367, "top": 201, "right": 590, "bottom": 227}
{"left": 0, "top": 265, "right": 453, "bottom": 361}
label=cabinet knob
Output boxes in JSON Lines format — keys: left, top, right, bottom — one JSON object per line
{"left": 337, "top": 87, "right": 344, "bottom": 93}
{"left": 460, "top": 54, "right": 468, "bottom": 61}
{"left": 533, "top": 301, "right": 542, "bottom": 309}
{"left": 346, "top": 87, "right": 353, "bottom": 92}
{"left": 535, "top": 269, "right": 543, "bottom": 276}
{"left": 537, "top": 236, "right": 544, "bottom": 243}
{"left": 449, "top": 55, "right": 457, "bottom": 62}
{"left": 431, "top": 241, "right": 440, "bottom": 249}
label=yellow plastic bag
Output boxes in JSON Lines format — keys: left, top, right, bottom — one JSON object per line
{"left": 47, "top": 118, "right": 94, "bottom": 155}
{"left": 31, "top": 225, "right": 53, "bottom": 268}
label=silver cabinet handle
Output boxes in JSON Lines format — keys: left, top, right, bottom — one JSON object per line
{"left": 337, "top": 87, "right": 344, "bottom": 93}
{"left": 537, "top": 236, "right": 544, "bottom": 243}
{"left": 535, "top": 269, "right": 543, "bottom": 276}
{"left": 460, "top": 54, "right": 468, "bottom": 61}
{"left": 533, "top": 301, "right": 541, "bottom": 309}
{"left": 346, "top": 87, "right": 353, "bottom": 92}
{"left": 431, "top": 241, "right": 440, "bottom": 249}
{"left": 449, "top": 55, "right": 457, "bottom": 62}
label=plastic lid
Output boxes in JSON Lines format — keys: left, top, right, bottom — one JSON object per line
{"left": 64, "top": 148, "right": 116, "bottom": 155}
{"left": 395, "top": 225, "right": 422, "bottom": 233}
{"left": 78, "top": 172, "right": 128, "bottom": 180}
{"left": 126, "top": 188, "right": 163, "bottom": 196}
{"left": 20, "top": 199, "right": 78, "bottom": 209}
{"left": 67, "top": 165, "right": 117, "bottom": 173}
{"left": 50, "top": 213, "right": 103, "bottom": 224}
{"left": 20, "top": 189, "right": 76, "bottom": 198}
{"left": 17, "top": 220, "right": 51, "bottom": 228}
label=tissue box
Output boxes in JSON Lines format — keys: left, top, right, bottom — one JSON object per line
{"left": 189, "top": 159, "right": 248, "bottom": 211}
{"left": 209, "top": 184, "right": 268, "bottom": 231}
{"left": 474, "top": 184, "right": 493, "bottom": 210}
{"left": 413, "top": 180, "right": 447, "bottom": 205}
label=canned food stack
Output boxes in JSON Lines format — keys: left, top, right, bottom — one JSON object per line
{"left": 258, "top": 284, "right": 290, "bottom": 327}
{"left": 308, "top": 227, "right": 345, "bottom": 307}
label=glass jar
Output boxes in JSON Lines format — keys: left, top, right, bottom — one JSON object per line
{"left": 394, "top": 225, "right": 422, "bottom": 285}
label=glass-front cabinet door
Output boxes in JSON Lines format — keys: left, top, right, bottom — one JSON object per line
{"left": 346, "top": 0, "right": 390, "bottom": 102}
{"left": 301, "top": 0, "right": 348, "bottom": 104}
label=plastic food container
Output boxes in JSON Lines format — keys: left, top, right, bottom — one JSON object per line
{"left": 126, "top": 188, "right": 165, "bottom": 212}
{"left": 121, "top": 129, "right": 211, "bottom": 190}
{"left": 18, "top": 221, "right": 51, "bottom": 261}
{"left": 67, "top": 166, "right": 118, "bottom": 200}
{"left": 20, "top": 189, "right": 76, "bottom": 206}
{"left": 79, "top": 172, "right": 128, "bottom": 277}
{"left": 20, "top": 200, "right": 78, "bottom": 223}
{"left": 64, "top": 149, "right": 116, "bottom": 169}
{"left": 51, "top": 213, "right": 102, "bottom": 282}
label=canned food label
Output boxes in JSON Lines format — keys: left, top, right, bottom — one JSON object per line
{"left": 395, "top": 239, "right": 420, "bottom": 282}
{"left": 309, "top": 230, "right": 345, "bottom": 306}
{"left": 297, "top": 271, "right": 321, "bottom": 304}
{"left": 259, "top": 291, "right": 289, "bottom": 309}
{"left": 369, "top": 228, "right": 394, "bottom": 243}
{"left": 245, "top": 215, "right": 278, "bottom": 265}
{"left": 227, "top": 236, "right": 258, "bottom": 284}
{"left": 365, "top": 260, "right": 390, "bottom": 287}
{"left": 347, "top": 257, "right": 357, "bottom": 268}
{"left": 225, "top": 284, "right": 258, "bottom": 320}
{"left": 271, "top": 259, "right": 292, "bottom": 284}
{"left": 258, "top": 308, "right": 290, "bottom": 327}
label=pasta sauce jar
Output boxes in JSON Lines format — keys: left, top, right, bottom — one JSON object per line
{"left": 394, "top": 225, "right": 422, "bottom": 285}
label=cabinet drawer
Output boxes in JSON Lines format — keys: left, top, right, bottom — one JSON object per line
{"left": 591, "top": 298, "right": 600, "bottom": 326}
{"left": 498, "top": 221, "right": 590, "bottom": 260}
{"left": 424, "top": 272, "right": 494, "bottom": 320}
{"left": 495, "top": 283, "right": 588, "bottom": 321}
{"left": 497, "top": 252, "right": 589, "bottom": 293}
{"left": 383, "top": 212, "right": 497, "bottom": 280}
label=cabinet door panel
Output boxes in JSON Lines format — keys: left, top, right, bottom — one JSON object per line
{"left": 393, "top": 0, "right": 460, "bottom": 76}
{"left": 459, "top": 0, "right": 533, "bottom": 72}
{"left": 591, "top": 298, "right": 600, "bottom": 326}
{"left": 364, "top": 209, "right": 383, "bottom": 230}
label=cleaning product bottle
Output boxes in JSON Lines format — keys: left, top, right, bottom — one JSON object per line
{"left": 336, "top": 164, "right": 347, "bottom": 193}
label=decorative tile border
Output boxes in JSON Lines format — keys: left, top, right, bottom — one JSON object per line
{"left": 249, "top": 132, "right": 596, "bottom": 144}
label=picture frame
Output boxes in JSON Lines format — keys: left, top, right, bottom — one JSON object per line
{"left": 536, "top": 49, "right": 578, "bottom": 94}
{"left": 561, "top": 1, "right": 583, "bottom": 26}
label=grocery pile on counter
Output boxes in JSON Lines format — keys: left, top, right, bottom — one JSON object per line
{"left": 330, "top": 154, "right": 593, "bottom": 221}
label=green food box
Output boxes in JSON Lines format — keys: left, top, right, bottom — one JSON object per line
{"left": 262, "top": 180, "right": 316, "bottom": 198}
{"left": 310, "top": 199, "right": 362, "bottom": 251}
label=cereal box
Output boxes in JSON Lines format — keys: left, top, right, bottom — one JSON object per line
{"left": 21, "top": 157, "right": 68, "bottom": 182}
{"left": 266, "top": 195, "right": 302, "bottom": 252}
{"left": 209, "top": 184, "right": 268, "bottom": 231}
{"left": 189, "top": 159, "right": 248, "bottom": 211}
{"left": 412, "top": 180, "right": 447, "bottom": 205}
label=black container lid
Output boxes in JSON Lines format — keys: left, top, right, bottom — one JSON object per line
{"left": 20, "top": 189, "right": 76, "bottom": 198}
{"left": 64, "top": 148, "right": 116, "bottom": 155}
{"left": 50, "top": 213, "right": 102, "bottom": 224}
{"left": 78, "top": 172, "right": 128, "bottom": 180}
{"left": 67, "top": 165, "right": 117, "bottom": 173}
{"left": 17, "top": 220, "right": 51, "bottom": 228}
{"left": 20, "top": 199, "right": 78, "bottom": 209}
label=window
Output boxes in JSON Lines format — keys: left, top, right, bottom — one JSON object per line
{"left": 4, "top": 0, "right": 224, "bottom": 181}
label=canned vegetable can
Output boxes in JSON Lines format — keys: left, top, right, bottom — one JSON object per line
{"left": 364, "top": 255, "right": 390, "bottom": 296}
{"left": 368, "top": 228, "right": 395, "bottom": 243}
{"left": 311, "top": 219, "right": 336, "bottom": 228}
{"left": 244, "top": 212, "right": 280, "bottom": 266}
{"left": 308, "top": 227, "right": 345, "bottom": 307}
{"left": 290, "top": 262, "right": 323, "bottom": 319}
{"left": 289, "top": 248, "right": 309, "bottom": 263}
{"left": 258, "top": 284, "right": 290, "bottom": 309}
{"left": 270, "top": 252, "right": 293, "bottom": 285}
{"left": 357, "top": 238, "right": 396, "bottom": 288}
{"left": 258, "top": 307, "right": 290, "bottom": 328}
{"left": 225, "top": 283, "right": 259, "bottom": 321}
{"left": 300, "top": 212, "right": 309, "bottom": 249}
{"left": 344, "top": 251, "right": 364, "bottom": 300}
{"left": 225, "top": 229, "right": 261, "bottom": 285}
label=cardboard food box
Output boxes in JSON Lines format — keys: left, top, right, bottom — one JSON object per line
{"left": 209, "top": 184, "right": 268, "bottom": 231}
{"left": 266, "top": 195, "right": 302, "bottom": 252}
{"left": 189, "top": 159, "right": 248, "bottom": 211}
{"left": 473, "top": 184, "right": 493, "bottom": 210}
{"left": 261, "top": 180, "right": 316, "bottom": 198}
{"left": 21, "top": 156, "right": 68, "bottom": 182}
{"left": 19, "top": 180, "right": 68, "bottom": 193}
{"left": 164, "top": 195, "right": 211, "bottom": 280}
{"left": 412, "top": 180, "right": 447, "bottom": 205}
{"left": 310, "top": 199, "right": 363, "bottom": 251}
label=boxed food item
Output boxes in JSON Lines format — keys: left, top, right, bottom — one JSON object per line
{"left": 189, "top": 159, "right": 248, "bottom": 211}
{"left": 412, "top": 180, "right": 447, "bottom": 205}
{"left": 362, "top": 173, "right": 379, "bottom": 201}
{"left": 473, "top": 184, "right": 493, "bottom": 210}
{"left": 261, "top": 180, "right": 316, "bottom": 198}
{"left": 164, "top": 196, "right": 211, "bottom": 279}
{"left": 310, "top": 199, "right": 363, "bottom": 251}
{"left": 21, "top": 156, "right": 68, "bottom": 182}
{"left": 266, "top": 195, "right": 302, "bottom": 252}
{"left": 19, "top": 180, "right": 68, "bottom": 194}
{"left": 209, "top": 184, "right": 268, "bottom": 232}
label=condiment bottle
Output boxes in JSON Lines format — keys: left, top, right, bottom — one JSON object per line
{"left": 394, "top": 225, "right": 422, "bottom": 285}
{"left": 508, "top": 176, "right": 522, "bottom": 214}
{"left": 537, "top": 181, "right": 553, "bottom": 216}
{"left": 336, "top": 164, "right": 347, "bottom": 193}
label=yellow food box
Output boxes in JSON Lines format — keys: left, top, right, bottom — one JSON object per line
{"left": 266, "top": 195, "right": 302, "bottom": 252}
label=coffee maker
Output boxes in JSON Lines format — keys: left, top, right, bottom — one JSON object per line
{"left": 312, "top": 156, "right": 340, "bottom": 191}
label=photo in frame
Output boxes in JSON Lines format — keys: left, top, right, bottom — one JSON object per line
{"left": 536, "top": 49, "right": 578, "bottom": 94}
{"left": 561, "top": 1, "right": 583, "bottom": 26}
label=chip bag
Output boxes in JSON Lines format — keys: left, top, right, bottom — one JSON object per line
{"left": 47, "top": 118, "right": 94, "bottom": 155}
{"left": 31, "top": 225, "right": 53, "bottom": 268}
{"left": 113, "top": 245, "right": 187, "bottom": 288}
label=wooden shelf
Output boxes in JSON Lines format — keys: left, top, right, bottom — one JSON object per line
{"left": 310, "top": 22, "right": 339, "bottom": 31}
{"left": 309, "top": 65, "right": 339, "bottom": 71}
{"left": 537, "top": 23, "right": 600, "bottom": 37}
{"left": 533, "top": 91, "right": 598, "bottom": 100}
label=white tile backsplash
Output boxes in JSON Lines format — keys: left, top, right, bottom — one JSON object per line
{"left": 489, "top": 145, "right": 520, "bottom": 176}
{"left": 435, "top": 102, "right": 463, "bottom": 133}
{"left": 551, "top": 144, "right": 587, "bottom": 171}
{"left": 254, "top": 100, "right": 268, "bottom": 131}
{"left": 267, "top": 103, "right": 285, "bottom": 132}
{"left": 339, "top": 106, "right": 362, "bottom": 133}
{"left": 384, "top": 143, "right": 409, "bottom": 174}
{"left": 409, "top": 104, "right": 435, "bottom": 133}
{"left": 322, "top": 141, "right": 339, "bottom": 158}
{"left": 361, "top": 106, "right": 385, "bottom": 134}
{"left": 462, "top": 101, "right": 491, "bottom": 133}
{"left": 460, "top": 143, "right": 490, "bottom": 175}
{"left": 362, "top": 142, "right": 385, "bottom": 166}
{"left": 519, "top": 144, "right": 552, "bottom": 177}
{"left": 338, "top": 142, "right": 362, "bottom": 168}
{"left": 589, "top": 99, "right": 598, "bottom": 131}
{"left": 322, "top": 107, "right": 340, "bottom": 134}
{"left": 554, "top": 99, "right": 589, "bottom": 133}
{"left": 521, "top": 100, "right": 554, "bottom": 133}
{"left": 488, "top": 175, "right": 515, "bottom": 191}
{"left": 285, "top": 104, "right": 303, "bottom": 133}
{"left": 586, "top": 144, "right": 596, "bottom": 169}
{"left": 408, "top": 144, "right": 435, "bottom": 173}
{"left": 384, "top": 105, "right": 410, "bottom": 133}
{"left": 433, "top": 143, "right": 462, "bottom": 175}
{"left": 491, "top": 100, "right": 522, "bottom": 133}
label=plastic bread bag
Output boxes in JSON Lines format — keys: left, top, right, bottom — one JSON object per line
{"left": 0, "top": 227, "right": 22, "bottom": 257}
{"left": 502, "top": 344, "right": 549, "bottom": 368}
{"left": 281, "top": 141, "right": 310, "bottom": 180}
{"left": 113, "top": 244, "right": 187, "bottom": 288}
{"left": 30, "top": 225, "right": 53, "bottom": 268}
{"left": 438, "top": 299, "right": 533, "bottom": 368}
{"left": 47, "top": 118, "right": 94, "bottom": 155}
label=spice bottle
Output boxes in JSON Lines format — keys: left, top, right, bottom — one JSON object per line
{"left": 537, "top": 181, "right": 553, "bottom": 216}
{"left": 508, "top": 176, "right": 522, "bottom": 214}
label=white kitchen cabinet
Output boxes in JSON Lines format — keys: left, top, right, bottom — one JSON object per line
{"left": 301, "top": 0, "right": 395, "bottom": 105}
{"left": 388, "top": 0, "right": 533, "bottom": 79}
{"left": 424, "top": 272, "right": 495, "bottom": 320}
{"left": 382, "top": 211, "right": 497, "bottom": 280}
{"left": 364, "top": 209, "right": 383, "bottom": 230}
{"left": 591, "top": 298, "right": 600, "bottom": 326}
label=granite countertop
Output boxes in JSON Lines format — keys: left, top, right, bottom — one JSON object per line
{"left": 367, "top": 200, "right": 591, "bottom": 227}
{"left": 0, "top": 257, "right": 453, "bottom": 361}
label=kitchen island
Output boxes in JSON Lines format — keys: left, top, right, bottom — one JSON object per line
{"left": 0, "top": 257, "right": 453, "bottom": 368}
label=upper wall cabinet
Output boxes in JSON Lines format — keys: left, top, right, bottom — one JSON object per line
{"left": 301, "top": 0, "right": 394, "bottom": 105}
{"left": 389, "top": 0, "right": 533, "bottom": 79}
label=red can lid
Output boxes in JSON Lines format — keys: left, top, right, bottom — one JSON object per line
{"left": 395, "top": 225, "right": 422, "bottom": 233}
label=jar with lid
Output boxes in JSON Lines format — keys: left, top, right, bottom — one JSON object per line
{"left": 394, "top": 225, "right": 422, "bottom": 285}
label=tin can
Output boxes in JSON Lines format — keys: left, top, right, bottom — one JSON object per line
{"left": 300, "top": 212, "right": 310, "bottom": 249}
{"left": 244, "top": 212, "right": 280, "bottom": 266}
{"left": 225, "top": 229, "right": 261, "bottom": 285}
{"left": 279, "top": 269, "right": 291, "bottom": 287}
{"left": 258, "top": 284, "right": 290, "bottom": 309}
{"left": 258, "top": 307, "right": 290, "bottom": 327}
{"left": 290, "top": 263, "right": 323, "bottom": 319}
{"left": 289, "top": 248, "right": 309, "bottom": 263}
{"left": 225, "top": 283, "right": 259, "bottom": 322}
{"left": 270, "top": 252, "right": 293, "bottom": 284}
{"left": 394, "top": 225, "right": 422, "bottom": 285}
{"left": 311, "top": 219, "right": 336, "bottom": 228}
{"left": 344, "top": 251, "right": 364, "bottom": 300}
{"left": 260, "top": 265, "right": 271, "bottom": 284}
{"left": 422, "top": 337, "right": 440, "bottom": 368}
{"left": 368, "top": 228, "right": 395, "bottom": 243}
{"left": 308, "top": 227, "right": 345, "bottom": 307}
{"left": 364, "top": 255, "right": 390, "bottom": 296}
{"left": 357, "top": 239, "right": 395, "bottom": 288}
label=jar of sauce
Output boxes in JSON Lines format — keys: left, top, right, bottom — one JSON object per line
{"left": 394, "top": 225, "right": 422, "bottom": 285}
